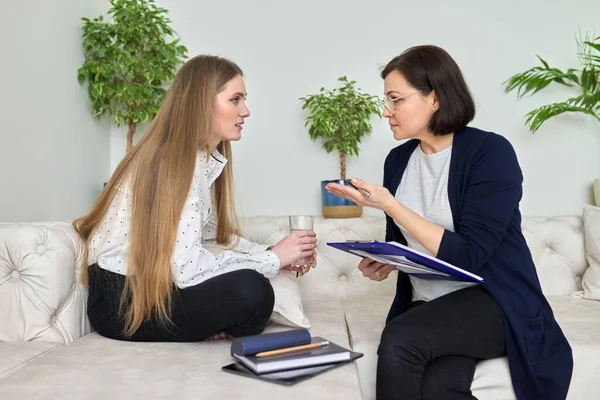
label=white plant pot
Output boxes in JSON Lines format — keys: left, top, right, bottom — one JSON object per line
{"left": 595, "top": 178, "right": 600, "bottom": 207}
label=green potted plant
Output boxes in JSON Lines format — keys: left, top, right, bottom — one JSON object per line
{"left": 300, "top": 76, "right": 381, "bottom": 218}
{"left": 503, "top": 32, "right": 600, "bottom": 205}
{"left": 78, "top": 0, "right": 188, "bottom": 154}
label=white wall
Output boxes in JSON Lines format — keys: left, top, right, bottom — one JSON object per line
{"left": 0, "top": 0, "right": 110, "bottom": 222}
{"left": 104, "top": 0, "right": 597, "bottom": 218}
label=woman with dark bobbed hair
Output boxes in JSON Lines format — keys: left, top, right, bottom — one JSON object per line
{"left": 327, "top": 45, "right": 572, "bottom": 400}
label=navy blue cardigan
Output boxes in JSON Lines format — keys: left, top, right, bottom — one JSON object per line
{"left": 383, "top": 127, "right": 573, "bottom": 400}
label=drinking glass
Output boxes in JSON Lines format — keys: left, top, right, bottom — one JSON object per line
{"left": 289, "top": 215, "right": 314, "bottom": 272}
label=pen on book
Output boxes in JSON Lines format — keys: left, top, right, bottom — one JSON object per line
{"left": 255, "top": 340, "right": 330, "bottom": 358}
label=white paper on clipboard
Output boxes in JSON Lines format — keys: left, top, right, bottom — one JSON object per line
{"left": 349, "top": 250, "right": 450, "bottom": 277}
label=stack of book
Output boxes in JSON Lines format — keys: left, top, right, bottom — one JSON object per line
{"left": 222, "top": 328, "right": 362, "bottom": 385}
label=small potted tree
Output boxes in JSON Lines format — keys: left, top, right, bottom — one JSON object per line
{"left": 300, "top": 76, "right": 381, "bottom": 218}
{"left": 78, "top": 0, "right": 188, "bottom": 154}
{"left": 504, "top": 32, "right": 600, "bottom": 205}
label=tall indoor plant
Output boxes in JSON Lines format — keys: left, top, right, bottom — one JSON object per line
{"left": 300, "top": 76, "right": 381, "bottom": 218}
{"left": 504, "top": 32, "right": 600, "bottom": 205}
{"left": 78, "top": 0, "right": 188, "bottom": 154}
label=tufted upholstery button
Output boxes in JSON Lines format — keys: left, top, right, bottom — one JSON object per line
{"left": 37, "top": 245, "right": 47, "bottom": 254}
{"left": 11, "top": 270, "right": 20, "bottom": 279}
{"left": 50, "top": 314, "right": 57, "bottom": 324}
{"left": 339, "top": 275, "right": 347, "bottom": 282}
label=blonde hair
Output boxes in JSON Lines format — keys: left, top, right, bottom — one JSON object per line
{"left": 73, "top": 55, "right": 243, "bottom": 337}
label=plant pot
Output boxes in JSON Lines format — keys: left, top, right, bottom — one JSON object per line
{"left": 320, "top": 180, "right": 363, "bottom": 218}
{"left": 594, "top": 178, "right": 600, "bottom": 207}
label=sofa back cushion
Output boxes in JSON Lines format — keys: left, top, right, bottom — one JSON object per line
{"left": 579, "top": 205, "right": 600, "bottom": 299}
{"left": 240, "top": 216, "right": 588, "bottom": 301}
{"left": 239, "top": 216, "right": 394, "bottom": 301}
{"left": 521, "top": 216, "right": 587, "bottom": 296}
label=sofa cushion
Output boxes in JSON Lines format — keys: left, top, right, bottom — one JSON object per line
{"left": 0, "top": 295, "right": 362, "bottom": 400}
{"left": 579, "top": 205, "right": 600, "bottom": 300}
{"left": 0, "top": 342, "right": 59, "bottom": 378}
{"left": 521, "top": 216, "right": 587, "bottom": 296}
{"left": 238, "top": 216, "right": 587, "bottom": 302}
{"left": 342, "top": 293, "right": 600, "bottom": 400}
{"left": 547, "top": 295, "right": 600, "bottom": 400}
{"left": 269, "top": 269, "right": 311, "bottom": 328}
{"left": 0, "top": 222, "right": 90, "bottom": 343}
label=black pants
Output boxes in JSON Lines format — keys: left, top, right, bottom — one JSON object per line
{"left": 376, "top": 285, "right": 506, "bottom": 400}
{"left": 87, "top": 264, "right": 275, "bottom": 342}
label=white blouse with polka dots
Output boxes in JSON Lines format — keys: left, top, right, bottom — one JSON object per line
{"left": 88, "top": 150, "right": 280, "bottom": 289}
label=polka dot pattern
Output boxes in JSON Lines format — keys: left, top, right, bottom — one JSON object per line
{"left": 88, "top": 150, "right": 280, "bottom": 289}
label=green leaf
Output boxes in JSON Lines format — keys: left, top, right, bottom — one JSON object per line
{"left": 584, "top": 41, "right": 600, "bottom": 53}
{"left": 503, "top": 64, "right": 579, "bottom": 97}
{"left": 537, "top": 55, "right": 550, "bottom": 69}
{"left": 581, "top": 68, "right": 598, "bottom": 92}
{"left": 525, "top": 100, "right": 600, "bottom": 132}
{"left": 77, "top": 67, "right": 87, "bottom": 84}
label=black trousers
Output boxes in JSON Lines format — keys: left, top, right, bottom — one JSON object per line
{"left": 87, "top": 264, "right": 275, "bottom": 342}
{"left": 376, "top": 285, "right": 506, "bottom": 400}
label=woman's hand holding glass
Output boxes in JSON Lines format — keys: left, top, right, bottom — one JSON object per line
{"left": 271, "top": 230, "right": 317, "bottom": 276}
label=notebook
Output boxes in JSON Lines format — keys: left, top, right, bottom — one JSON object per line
{"left": 232, "top": 336, "right": 357, "bottom": 374}
{"left": 327, "top": 240, "right": 483, "bottom": 283}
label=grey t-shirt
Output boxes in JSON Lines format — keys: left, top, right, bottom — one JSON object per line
{"left": 395, "top": 144, "right": 475, "bottom": 302}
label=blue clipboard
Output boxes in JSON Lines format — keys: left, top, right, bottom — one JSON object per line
{"left": 327, "top": 241, "right": 483, "bottom": 284}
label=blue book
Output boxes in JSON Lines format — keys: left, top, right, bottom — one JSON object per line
{"left": 230, "top": 328, "right": 311, "bottom": 356}
{"left": 327, "top": 241, "right": 483, "bottom": 284}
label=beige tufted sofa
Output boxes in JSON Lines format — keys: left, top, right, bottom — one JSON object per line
{"left": 1, "top": 216, "right": 599, "bottom": 400}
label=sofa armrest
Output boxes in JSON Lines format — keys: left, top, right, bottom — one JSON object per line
{"left": 0, "top": 222, "right": 90, "bottom": 344}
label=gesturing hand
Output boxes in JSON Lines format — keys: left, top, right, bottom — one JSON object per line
{"left": 325, "top": 178, "right": 396, "bottom": 212}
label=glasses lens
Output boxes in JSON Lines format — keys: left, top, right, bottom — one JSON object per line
{"left": 384, "top": 97, "right": 394, "bottom": 113}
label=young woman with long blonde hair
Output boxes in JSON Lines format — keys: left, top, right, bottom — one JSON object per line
{"left": 74, "top": 55, "right": 317, "bottom": 342}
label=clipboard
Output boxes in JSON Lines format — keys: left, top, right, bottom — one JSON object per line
{"left": 327, "top": 240, "right": 483, "bottom": 283}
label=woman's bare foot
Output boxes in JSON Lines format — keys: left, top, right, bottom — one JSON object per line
{"left": 207, "top": 331, "right": 233, "bottom": 340}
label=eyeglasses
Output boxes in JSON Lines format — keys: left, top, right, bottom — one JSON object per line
{"left": 380, "top": 91, "right": 422, "bottom": 113}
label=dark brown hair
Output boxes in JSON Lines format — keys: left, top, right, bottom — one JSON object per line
{"left": 381, "top": 45, "right": 475, "bottom": 135}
